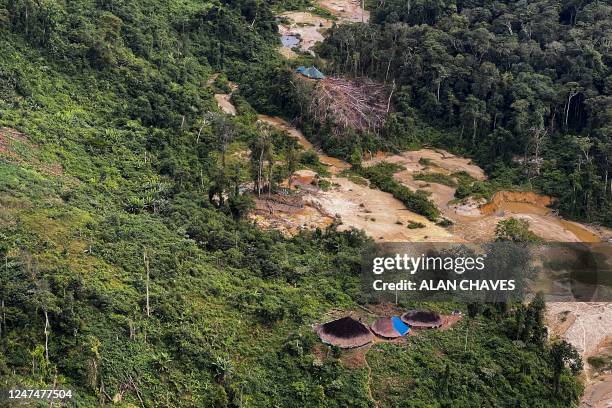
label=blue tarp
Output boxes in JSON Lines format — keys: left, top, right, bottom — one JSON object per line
{"left": 391, "top": 316, "right": 410, "bottom": 336}
{"left": 296, "top": 66, "right": 325, "bottom": 79}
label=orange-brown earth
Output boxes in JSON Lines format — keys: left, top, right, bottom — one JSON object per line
{"left": 363, "top": 151, "right": 606, "bottom": 243}
{"left": 252, "top": 118, "right": 456, "bottom": 242}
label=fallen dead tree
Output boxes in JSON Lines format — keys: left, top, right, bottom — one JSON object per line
{"left": 307, "top": 77, "right": 390, "bottom": 135}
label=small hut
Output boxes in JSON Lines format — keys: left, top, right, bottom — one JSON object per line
{"left": 316, "top": 316, "right": 373, "bottom": 348}
{"left": 401, "top": 310, "right": 443, "bottom": 329}
{"left": 296, "top": 66, "right": 325, "bottom": 80}
{"left": 371, "top": 316, "right": 410, "bottom": 339}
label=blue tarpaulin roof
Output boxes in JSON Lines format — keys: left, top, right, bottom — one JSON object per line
{"left": 296, "top": 66, "right": 325, "bottom": 79}
{"left": 391, "top": 316, "right": 410, "bottom": 336}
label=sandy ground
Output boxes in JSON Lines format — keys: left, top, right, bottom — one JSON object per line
{"left": 363, "top": 151, "right": 606, "bottom": 243}
{"left": 278, "top": 12, "right": 333, "bottom": 53}
{"left": 304, "top": 176, "right": 455, "bottom": 242}
{"left": 366, "top": 149, "right": 485, "bottom": 180}
{"left": 547, "top": 303, "right": 612, "bottom": 407}
{"left": 253, "top": 117, "right": 456, "bottom": 242}
{"left": 318, "top": 0, "right": 370, "bottom": 23}
{"left": 214, "top": 94, "right": 236, "bottom": 115}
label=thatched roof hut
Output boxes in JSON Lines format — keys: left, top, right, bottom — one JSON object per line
{"left": 316, "top": 316, "right": 373, "bottom": 348}
{"left": 400, "top": 310, "right": 443, "bottom": 328}
{"left": 371, "top": 316, "right": 410, "bottom": 339}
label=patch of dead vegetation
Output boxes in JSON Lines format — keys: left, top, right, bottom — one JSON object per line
{"left": 309, "top": 77, "right": 390, "bottom": 135}
{"left": 249, "top": 193, "right": 334, "bottom": 236}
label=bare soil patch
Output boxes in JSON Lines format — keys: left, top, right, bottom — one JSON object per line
{"left": 214, "top": 94, "right": 236, "bottom": 116}
{"left": 547, "top": 303, "right": 612, "bottom": 407}
{"left": 305, "top": 176, "right": 456, "bottom": 242}
{"left": 318, "top": 0, "right": 370, "bottom": 22}
{"left": 363, "top": 151, "right": 605, "bottom": 243}
{"left": 278, "top": 12, "right": 332, "bottom": 53}
{"left": 580, "top": 374, "right": 612, "bottom": 407}
{"left": 547, "top": 303, "right": 612, "bottom": 361}
{"left": 340, "top": 344, "right": 371, "bottom": 369}
{"left": 249, "top": 193, "right": 333, "bottom": 236}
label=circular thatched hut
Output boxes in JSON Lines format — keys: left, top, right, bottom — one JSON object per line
{"left": 371, "top": 316, "right": 410, "bottom": 339}
{"left": 316, "top": 316, "right": 373, "bottom": 348}
{"left": 400, "top": 310, "right": 443, "bottom": 329}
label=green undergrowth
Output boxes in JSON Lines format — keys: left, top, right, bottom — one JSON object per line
{"left": 357, "top": 162, "right": 440, "bottom": 221}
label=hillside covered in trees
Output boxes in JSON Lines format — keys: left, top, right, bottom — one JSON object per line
{"left": 316, "top": 0, "right": 611, "bottom": 226}
{"left": 0, "top": 0, "right": 599, "bottom": 406}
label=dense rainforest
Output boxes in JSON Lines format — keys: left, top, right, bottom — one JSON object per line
{"left": 316, "top": 0, "right": 611, "bottom": 226}
{"left": 0, "top": 0, "right": 590, "bottom": 406}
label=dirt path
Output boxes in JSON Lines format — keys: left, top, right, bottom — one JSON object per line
{"left": 364, "top": 348, "right": 379, "bottom": 408}
{"left": 210, "top": 75, "right": 239, "bottom": 115}
{"left": 214, "top": 94, "right": 236, "bottom": 115}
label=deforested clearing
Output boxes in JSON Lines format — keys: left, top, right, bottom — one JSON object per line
{"left": 309, "top": 77, "right": 390, "bottom": 135}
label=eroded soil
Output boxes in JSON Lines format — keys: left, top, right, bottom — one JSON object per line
{"left": 547, "top": 303, "right": 612, "bottom": 407}
{"left": 363, "top": 151, "right": 607, "bottom": 243}
{"left": 278, "top": 12, "right": 333, "bottom": 53}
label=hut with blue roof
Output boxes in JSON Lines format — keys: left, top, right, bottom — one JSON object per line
{"left": 296, "top": 66, "right": 325, "bottom": 80}
{"left": 371, "top": 316, "right": 410, "bottom": 339}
